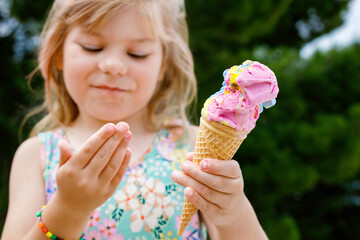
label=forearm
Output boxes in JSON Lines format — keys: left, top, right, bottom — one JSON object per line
{"left": 207, "top": 195, "right": 268, "bottom": 240}
{"left": 24, "top": 194, "right": 91, "bottom": 240}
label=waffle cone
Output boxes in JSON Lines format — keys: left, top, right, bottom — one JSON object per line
{"left": 177, "top": 117, "right": 246, "bottom": 236}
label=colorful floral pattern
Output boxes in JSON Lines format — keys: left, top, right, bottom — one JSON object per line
{"left": 39, "top": 127, "right": 206, "bottom": 239}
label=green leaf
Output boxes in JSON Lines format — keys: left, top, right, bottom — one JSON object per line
{"left": 165, "top": 183, "right": 177, "bottom": 196}
{"left": 158, "top": 215, "right": 168, "bottom": 226}
{"left": 152, "top": 226, "right": 164, "bottom": 239}
{"left": 112, "top": 207, "right": 124, "bottom": 223}
{"left": 137, "top": 194, "right": 146, "bottom": 205}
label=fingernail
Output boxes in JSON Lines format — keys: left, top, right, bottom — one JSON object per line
{"left": 117, "top": 123, "right": 127, "bottom": 132}
{"left": 172, "top": 170, "right": 180, "bottom": 179}
{"left": 107, "top": 124, "right": 116, "bottom": 132}
{"left": 186, "top": 187, "right": 193, "bottom": 196}
{"left": 124, "top": 132, "right": 131, "bottom": 140}
{"left": 126, "top": 149, "right": 132, "bottom": 156}
{"left": 201, "top": 160, "right": 208, "bottom": 170}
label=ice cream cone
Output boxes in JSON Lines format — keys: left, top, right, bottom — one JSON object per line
{"left": 178, "top": 60, "right": 279, "bottom": 236}
{"left": 177, "top": 116, "right": 246, "bottom": 236}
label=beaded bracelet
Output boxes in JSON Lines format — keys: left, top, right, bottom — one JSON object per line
{"left": 37, "top": 205, "right": 85, "bottom": 240}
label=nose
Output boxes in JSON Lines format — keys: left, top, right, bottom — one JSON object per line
{"left": 98, "top": 53, "right": 127, "bottom": 75}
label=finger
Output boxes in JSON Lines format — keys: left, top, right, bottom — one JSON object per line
{"left": 58, "top": 140, "right": 73, "bottom": 167}
{"left": 108, "top": 148, "right": 132, "bottom": 192}
{"left": 184, "top": 187, "right": 218, "bottom": 214}
{"left": 87, "top": 122, "right": 129, "bottom": 174}
{"left": 181, "top": 161, "right": 240, "bottom": 194}
{"left": 185, "top": 152, "right": 194, "bottom": 161}
{"left": 73, "top": 123, "right": 117, "bottom": 168}
{"left": 171, "top": 170, "right": 226, "bottom": 208}
{"left": 200, "top": 159, "right": 242, "bottom": 179}
{"left": 99, "top": 131, "right": 131, "bottom": 183}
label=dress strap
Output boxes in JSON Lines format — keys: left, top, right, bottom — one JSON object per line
{"left": 38, "top": 128, "right": 66, "bottom": 202}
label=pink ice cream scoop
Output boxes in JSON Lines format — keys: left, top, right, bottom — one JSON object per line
{"left": 202, "top": 60, "right": 279, "bottom": 134}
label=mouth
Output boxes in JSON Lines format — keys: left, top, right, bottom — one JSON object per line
{"left": 91, "top": 84, "right": 129, "bottom": 92}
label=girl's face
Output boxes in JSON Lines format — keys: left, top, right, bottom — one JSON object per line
{"left": 60, "top": 7, "right": 163, "bottom": 124}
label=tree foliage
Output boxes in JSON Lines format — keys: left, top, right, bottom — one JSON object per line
{"left": 1, "top": 0, "right": 359, "bottom": 238}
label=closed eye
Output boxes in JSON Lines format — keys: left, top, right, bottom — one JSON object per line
{"left": 128, "top": 53, "right": 148, "bottom": 59}
{"left": 80, "top": 45, "right": 102, "bottom": 52}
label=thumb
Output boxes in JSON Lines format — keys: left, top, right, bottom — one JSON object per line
{"left": 58, "top": 140, "right": 73, "bottom": 167}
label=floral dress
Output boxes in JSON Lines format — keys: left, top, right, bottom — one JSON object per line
{"left": 39, "top": 126, "right": 206, "bottom": 240}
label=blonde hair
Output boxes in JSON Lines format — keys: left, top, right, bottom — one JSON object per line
{"left": 26, "top": 0, "right": 197, "bottom": 137}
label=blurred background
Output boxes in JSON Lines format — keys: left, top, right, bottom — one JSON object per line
{"left": 1, "top": 0, "right": 359, "bottom": 239}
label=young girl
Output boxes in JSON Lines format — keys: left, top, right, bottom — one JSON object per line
{"left": 2, "top": 0, "right": 268, "bottom": 239}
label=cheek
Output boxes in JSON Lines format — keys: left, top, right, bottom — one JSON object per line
{"left": 134, "top": 56, "right": 162, "bottom": 90}
{"left": 63, "top": 77, "right": 81, "bottom": 105}
{"left": 62, "top": 48, "right": 91, "bottom": 90}
{"left": 132, "top": 72, "right": 160, "bottom": 110}
{"left": 138, "top": 76, "right": 159, "bottom": 101}
{"left": 62, "top": 62, "right": 88, "bottom": 105}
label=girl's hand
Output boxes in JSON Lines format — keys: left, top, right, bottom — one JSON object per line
{"left": 53, "top": 122, "right": 132, "bottom": 217}
{"left": 171, "top": 152, "right": 245, "bottom": 228}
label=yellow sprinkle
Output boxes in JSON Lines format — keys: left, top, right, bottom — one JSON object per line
{"left": 221, "top": 121, "right": 231, "bottom": 127}
{"left": 228, "top": 65, "right": 244, "bottom": 89}
{"left": 219, "top": 99, "right": 223, "bottom": 107}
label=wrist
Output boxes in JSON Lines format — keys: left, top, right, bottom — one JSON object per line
{"left": 50, "top": 191, "right": 93, "bottom": 218}
{"left": 37, "top": 206, "right": 85, "bottom": 240}
{"left": 40, "top": 194, "right": 91, "bottom": 239}
{"left": 213, "top": 195, "right": 268, "bottom": 240}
